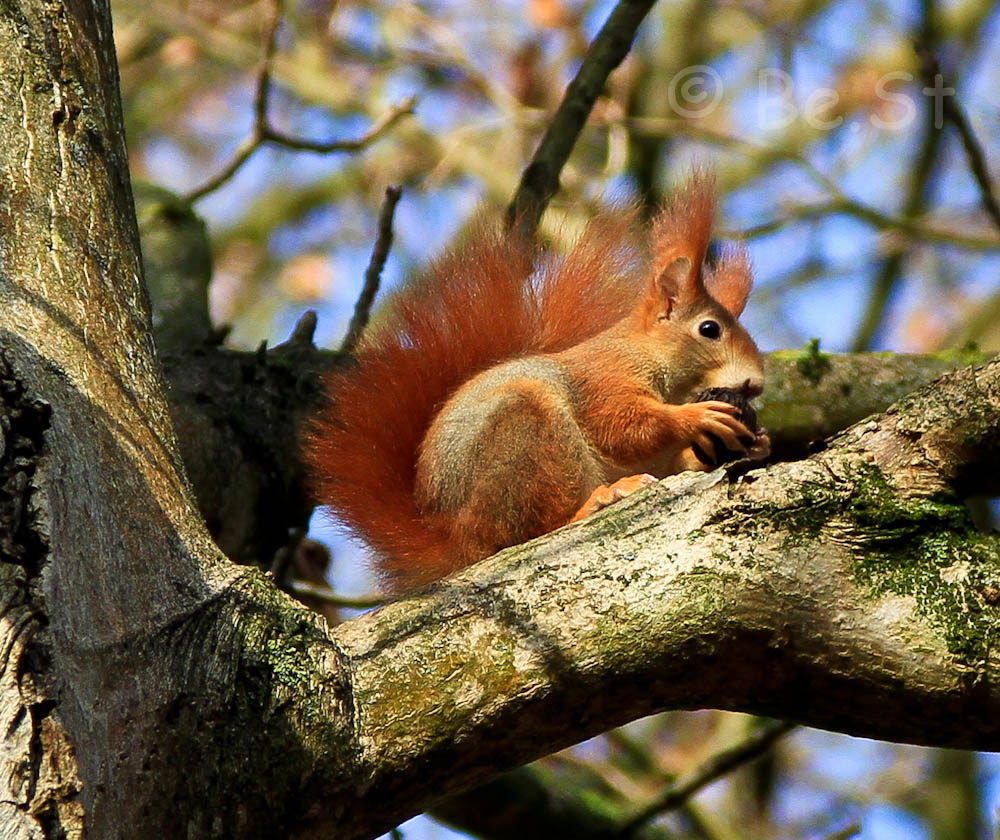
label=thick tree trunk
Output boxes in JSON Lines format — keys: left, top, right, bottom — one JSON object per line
{"left": 0, "top": 0, "right": 998, "bottom": 839}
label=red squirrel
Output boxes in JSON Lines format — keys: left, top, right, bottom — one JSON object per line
{"left": 306, "top": 172, "right": 769, "bottom": 593}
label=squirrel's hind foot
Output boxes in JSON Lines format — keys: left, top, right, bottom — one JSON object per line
{"left": 570, "top": 474, "right": 657, "bottom": 524}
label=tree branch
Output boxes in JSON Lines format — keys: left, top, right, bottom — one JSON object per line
{"left": 184, "top": 0, "right": 414, "bottom": 203}
{"left": 286, "top": 579, "right": 384, "bottom": 610}
{"left": 341, "top": 185, "right": 403, "bottom": 355}
{"left": 620, "top": 720, "right": 796, "bottom": 834}
{"left": 731, "top": 198, "right": 999, "bottom": 253}
{"left": 506, "top": 0, "right": 658, "bottom": 238}
{"left": 161, "top": 340, "right": 976, "bottom": 557}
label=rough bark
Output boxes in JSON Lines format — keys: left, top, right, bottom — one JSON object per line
{"left": 0, "top": 0, "right": 999, "bottom": 839}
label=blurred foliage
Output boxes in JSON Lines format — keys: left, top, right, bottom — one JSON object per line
{"left": 112, "top": 0, "right": 1000, "bottom": 837}
{"left": 115, "top": 0, "right": 1000, "bottom": 353}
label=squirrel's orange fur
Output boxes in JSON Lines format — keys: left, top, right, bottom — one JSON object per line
{"left": 306, "top": 173, "right": 768, "bottom": 592}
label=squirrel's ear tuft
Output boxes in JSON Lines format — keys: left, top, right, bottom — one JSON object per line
{"left": 705, "top": 244, "right": 752, "bottom": 317}
{"left": 651, "top": 170, "right": 715, "bottom": 275}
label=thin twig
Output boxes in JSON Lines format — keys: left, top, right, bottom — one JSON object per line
{"left": 261, "top": 101, "right": 416, "bottom": 153}
{"left": 186, "top": 136, "right": 263, "bottom": 204}
{"left": 340, "top": 186, "right": 403, "bottom": 354}
{"left": 915, "top": 43, "right": 1000, "bottom": 236}
{"left": 251, "top": 0, "right": 282, "bottom": 124}
{"left": 285, "top": 308, "right": 317, "bottom": 347}
{"left": 506, "top": 0, "right": 658, "bottom": 239}
{"left": 728, "top": 199, "right": 999, "bottom": 252}
{"left": 286, "top": 579, "right": 385, "bottom": 610}
{"left": 185, "top": 0, "right": 282, "bottom": 202}
{"left": 185, "top": 0, "right": 414, "bottom": 203}
{"left": 617, "top": 720, "right": 796, "bottom": 836}
{"left": 822, "top": 823, "right": 862, "bottom": 840}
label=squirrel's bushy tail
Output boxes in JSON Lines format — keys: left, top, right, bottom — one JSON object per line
{"left": 304, "top": 210, "right": 643, "bottom": 591}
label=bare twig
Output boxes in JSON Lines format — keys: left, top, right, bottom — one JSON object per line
{"left": 286, "top": 579, "right": 385, "bottom": 610}
{"left": 916, "top": 43, "right": 1000, "bottom": 236}
{"left": 285, "top": 308, "right": 317, "bottom": 347}
{"left": 260, "top": 102, "right": 416, "bottom": 154}
{"left": 506, "top": 0, "right": 658, "bottom": 239}
{"left": 729, "top": 199, "right": 999, "bottom": 252}
{"left": 617, "top": 720, "right": 796, "bottom": 835}
{"left": 340, "top": 186, "right": 403, "bottom": 355}
{"left": 186, "top": 135, "right": 262, "bottom": 204}
{"left": 185, "top": 0, "right": 414, "bottom": 203}
{"left": 254, "top": 0, "right": 283, "bottom": 126}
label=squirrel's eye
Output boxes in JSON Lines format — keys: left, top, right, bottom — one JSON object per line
{"left": 698, "top": 320, "right": 722, "bottom": 340}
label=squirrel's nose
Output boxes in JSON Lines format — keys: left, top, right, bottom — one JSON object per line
{"left": 741, "top": 378, "right": 763, "bottom": 399}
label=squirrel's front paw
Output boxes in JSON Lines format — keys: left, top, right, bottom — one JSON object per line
{"left": 675, "top": 401, "right": 754, "bottom": 466}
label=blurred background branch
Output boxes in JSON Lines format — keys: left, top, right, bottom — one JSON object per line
{"left": 183, "top": 0, "right": 414, "bottom": 202}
